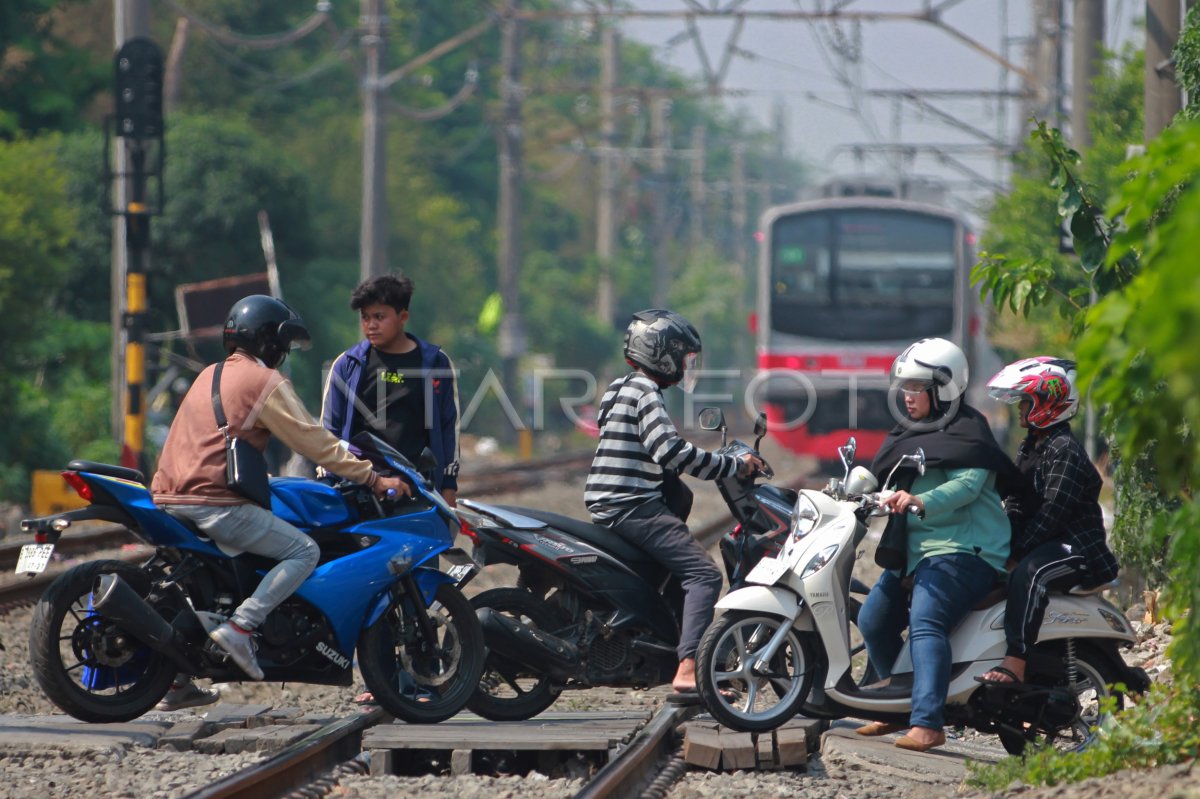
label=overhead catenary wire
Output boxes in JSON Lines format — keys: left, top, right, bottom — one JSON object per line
{"left": 162, "top": 0, "right": 334, "bottom": 50}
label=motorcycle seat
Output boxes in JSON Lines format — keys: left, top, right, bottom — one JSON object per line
{"left": 493, "top": 505, "right": 658, "bottom": 566}
{"left": 67, "top": 459, "right": 146, "bottom": 485}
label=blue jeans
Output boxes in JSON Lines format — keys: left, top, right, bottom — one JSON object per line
{"left": 858, "top": 553, "right": 999, "bottom": 729}
{"left": 167, "top": 504, "right": 320, "bottom": 630}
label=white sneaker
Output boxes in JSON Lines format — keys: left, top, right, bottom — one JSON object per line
{"left": 156, "top": 680, "right": 220, "bottom": 711}
{"left": 210, "top": 622, "right": 264, "bottom": 680}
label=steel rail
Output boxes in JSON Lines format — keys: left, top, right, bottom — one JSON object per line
{"left": 574, "top": 703, "right": 696, "bottom": 799}
{"left": 183, "top": 707, "right": 388, "bottom": 799}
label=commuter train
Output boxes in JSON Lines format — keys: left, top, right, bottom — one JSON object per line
{"left": 752, "top": 179, "right": 999, "bottom": 460}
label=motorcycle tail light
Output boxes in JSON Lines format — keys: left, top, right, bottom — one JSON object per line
{"left": 459, "top": 519, "right": 481, "bottom": 544}
{"left": 61, "top": 471, "right": 92, "bottom": 502}
{"left": 731, "top": 524, "right": 743, "bottom": 539}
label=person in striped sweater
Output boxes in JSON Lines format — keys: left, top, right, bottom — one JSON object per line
{"left": 585, "top": 309, "right": 763, "bottom": 694}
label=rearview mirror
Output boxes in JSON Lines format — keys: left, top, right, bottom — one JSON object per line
{"left": 417, "top": 447, "right": 440, "bottom": 479}
{"left": 698, "top": 407, "right": 726, "bottom": 431}
{"left": 753, "top": 412, "right": 768, "bottom": 439}
{"left": 838, "top": 437, "right": 857, "bottom": 469}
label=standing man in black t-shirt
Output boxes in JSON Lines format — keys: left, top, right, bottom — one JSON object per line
{"left": 321, "top": 274, "right": 460, "bottom": 507}
{"left": 321, "top": 274, "right": 462, "bottom": 705}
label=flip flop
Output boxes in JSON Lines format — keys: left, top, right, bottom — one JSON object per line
{"left": 975, "top": 666, "right": 1023, "bottom": 686}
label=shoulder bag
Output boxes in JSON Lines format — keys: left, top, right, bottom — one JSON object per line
{"left": 212, "top": 361, "right": 272, "bottom": 508}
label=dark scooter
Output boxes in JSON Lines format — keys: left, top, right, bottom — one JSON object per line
{"left": 456, "top": 409, "right": 783, "bottom": 721}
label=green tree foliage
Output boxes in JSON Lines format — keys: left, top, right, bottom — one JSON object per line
{"left": 0, "top": 136, "right": 114, "bottom": 501}
{"left": 1078, "top": 119, "right": 1200, "bottom": 676}
{"left": 0, "top": 0, "right": 108, "bottom": 137}
{"left": 973, "top": 11, "right": 1200, "bottom": 686}
{"left": 974, "top": 45, "right": 1142, "bottom": 356}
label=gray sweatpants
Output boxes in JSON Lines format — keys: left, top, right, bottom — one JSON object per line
{"left": 166, "top": 504, "right": 320, "bottom": 630}
{"left": 610, "top": 499, "right": 723, "bottom": 660}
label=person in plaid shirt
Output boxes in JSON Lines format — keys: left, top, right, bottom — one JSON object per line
{"left": 977, "top": 357, "right": 1119, "bottom": 685}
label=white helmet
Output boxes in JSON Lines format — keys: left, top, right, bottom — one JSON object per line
{"left": 891, "top": 337, "right": 968, "bottom": 402}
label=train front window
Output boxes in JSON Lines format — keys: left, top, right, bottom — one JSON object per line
{"left": 770, "top": 209, "right": 958, "bottom": 341}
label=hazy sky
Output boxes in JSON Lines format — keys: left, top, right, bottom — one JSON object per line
{"left": 620, "top": 0, "right": 1141, "bottom": 210}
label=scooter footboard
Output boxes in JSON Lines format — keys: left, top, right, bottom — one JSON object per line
{"left": 715, "top": 585, "right": 814, "bottom": 631}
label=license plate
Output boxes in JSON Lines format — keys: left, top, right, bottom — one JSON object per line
{"left": 446, "top": 562, "right": 476, "bottom": 585}
{"left": 745, "top": 556, "right": 789, "bottom": 586}
{"left": 15, "top": 543, "right": 55, "bottom": 575}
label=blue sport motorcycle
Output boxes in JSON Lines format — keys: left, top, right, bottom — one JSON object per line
{"left": 19, "top": 434, "right": 483, "bottom": 724}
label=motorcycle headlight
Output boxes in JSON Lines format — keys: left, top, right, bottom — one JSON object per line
{"left": 790, "top": 494, "right": 820, "bottom": 540}
{"left": 800, "top": 544, "right": 840, "bottom": 578}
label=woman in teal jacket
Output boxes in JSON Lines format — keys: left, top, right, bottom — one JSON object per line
{"left": 854, "top": 338, "right": 1019, "bottom": 752}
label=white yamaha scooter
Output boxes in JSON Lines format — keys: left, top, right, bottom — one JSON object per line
{"left": 695, "top": 438, "right": 1149, "bottom": 754}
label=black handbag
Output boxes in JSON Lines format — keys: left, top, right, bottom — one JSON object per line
{"left": 212, "top": 362, "right": 272, "bottom": 508}
{"left": 661, "top": 469, "right": 694, "bottom": 522}
{"left": 874, "top": 515, "right": 909, "bottom": 571}
{"left": 873, "top": 470, "right": 917, "bottom": 573}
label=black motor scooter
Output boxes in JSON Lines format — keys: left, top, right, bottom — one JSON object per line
{"left": 457, "top": 409, "right": 782, "bottom": 721}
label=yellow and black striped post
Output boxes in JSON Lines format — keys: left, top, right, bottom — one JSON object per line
{"left": 122, "top": 198, "right": 149, "bottom": 471}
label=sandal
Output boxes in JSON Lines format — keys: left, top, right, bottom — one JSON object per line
{"left": 975, "top": 666, "right": 1023, "bottom": 686}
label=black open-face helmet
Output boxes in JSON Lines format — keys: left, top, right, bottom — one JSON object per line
{"left": 623, "top": 309, "right": 703, "bottom": 392}
{"left": 222, "top": 295, "right": 311, "bottom": 369}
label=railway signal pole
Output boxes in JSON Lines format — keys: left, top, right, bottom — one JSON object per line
{"left": 111, "top": 36, "right": 165, "bottom": 473}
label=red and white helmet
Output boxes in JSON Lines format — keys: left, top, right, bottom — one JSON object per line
{"left": 987, "top": 356, "right": 1079, "bottom": 428}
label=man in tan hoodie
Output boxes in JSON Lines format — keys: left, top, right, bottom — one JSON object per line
{"left": 151, "top": 295, "right": 406, "bottom": 707}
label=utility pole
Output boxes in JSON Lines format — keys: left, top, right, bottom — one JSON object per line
{"left": 689, "top": 125, "right": 706, "bottom": 251}
{"left": 596, "top": 19, "right": 619, "bottom": 327}
{"left": 497, "top": 0, "right": 526, "bottom": 443}
{"left": 110, "top": 0, "right": 150, "bottom": 456}
{"left": 1071, "top": 0, "right": 1105, "bottom": 150}
{"left": 650, "top": 96, "right": 671, "bottom": 307}
{"left": 360, "top": 0, "right": 388, "bottom": 280}
{"left": 1146, "top": 0, "right": 1183, "bottom": 141}
{"left": 1025, "top": 0, "right": 1065, "bottom": 124}
{"left": 731, "top": 144, "right": 748, "bottom": 272}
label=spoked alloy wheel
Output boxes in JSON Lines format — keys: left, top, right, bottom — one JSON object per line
{"left": 28, "top": 560, "right": 177, "bottom": 722}
{"left": 467, "top": 588, "right": 563, "bottom": 721}
{"left": 696, "top": 611, "right": 815, "bottom": 733}
{"left": 358, "top": 583, "right": 485, "bottom": 723}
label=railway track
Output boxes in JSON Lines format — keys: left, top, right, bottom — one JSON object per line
{"left": 174, "top": 702, "right": 698, "bottom": 799}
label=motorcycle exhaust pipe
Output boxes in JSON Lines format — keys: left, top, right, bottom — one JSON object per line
{"left": 91, "top": 573, "right": 196, "bottom": 674}
{"left": 477, "top": 608, "right": 580, "bottom": 681}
